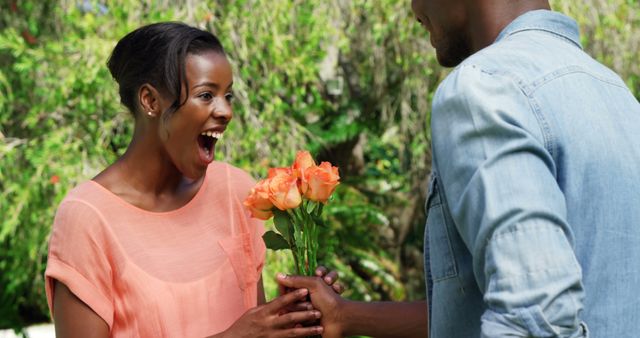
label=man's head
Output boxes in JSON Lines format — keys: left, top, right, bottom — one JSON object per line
{"left": 411, "top": 0, "right": 471, "bottom": 67}
{"left": 411, "top": 0, "right": 552, "bottom": 67}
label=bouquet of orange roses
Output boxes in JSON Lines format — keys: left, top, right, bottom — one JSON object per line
{"left": 244, "top": 151, "right": 340, "bottom": 276}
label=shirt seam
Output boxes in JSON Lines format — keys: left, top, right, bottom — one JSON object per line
{"left": 457, "top": 64, "right": 557, "bottom": 166}
{"left": 489, "top": 265, "right": 581, "bottom": 285}
{"left": 504, "top": 27, "right": 581, "bottom": 49}
{"left": 424, "top": 172, "right": 460, "bottom": 283}
{"left": 485, "top": 222, "right": 581, "bottom": 284}
{"left": 522, "top": 65, "right": 629, "bottom": 95}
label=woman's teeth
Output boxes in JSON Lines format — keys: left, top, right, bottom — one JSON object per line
{"left": 200, "top": 131, "right": 222, "bottom": 139}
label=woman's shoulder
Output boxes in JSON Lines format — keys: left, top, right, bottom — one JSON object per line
{"left": 58, "top": 180, "right": 110, "bottom": 210}
{"left": 53, "top": 179, "right": 127, "bottom": 233}
{"left": 51, "top": 181, "right": 113, "bottom": 241}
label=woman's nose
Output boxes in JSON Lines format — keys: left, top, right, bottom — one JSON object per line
{"left": 212, "top": 98, "right": 232, "bottom": 122}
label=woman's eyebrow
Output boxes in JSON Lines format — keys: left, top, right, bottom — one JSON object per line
{"left": 192, "top": 81, "right": 234, "bottom": 90}
{"left": 192, "top": 81, "right": 219, "bottom": 90}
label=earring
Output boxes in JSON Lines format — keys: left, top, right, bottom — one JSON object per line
{"left": 147, "top": 111, "right": 153, "bottom": 117}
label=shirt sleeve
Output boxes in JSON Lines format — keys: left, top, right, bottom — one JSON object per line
{"left": 45, "top": 199, "right": 114, "bottom": 329}
{"left": 431, "top": 64, "right": 587, "bottom": 337}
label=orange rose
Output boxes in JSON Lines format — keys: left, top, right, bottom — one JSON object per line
{"left": 268, "top": 167, "right": 293, "bottom": 179}
{"left": 293, "top": 151, "right": 316, "bottom": 174}
{"left": 268, "top": 168, "right": 302, "bottom": 210}
{"left": 248, "top": 208, "right": 273, "bottom": 220}
{"left": 292, "top": 151, "right": 316, "bottom": 194}
{"left": 244, "top": 179, "right": 274, "bottom": 220}
{"left": 304, "top": 162, "right": 340, "bottom": 203}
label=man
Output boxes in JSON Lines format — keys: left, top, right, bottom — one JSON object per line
{"left": 279, "top": 0, "right": 640, "bottom": 337}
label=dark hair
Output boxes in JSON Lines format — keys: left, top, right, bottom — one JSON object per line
{"left": 107, "top": 22, "right": 225, "bottom": 118}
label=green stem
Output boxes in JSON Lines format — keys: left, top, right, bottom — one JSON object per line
{"left": 311, "top": 220, "right": 317, "bottom": 274}
{"left": 310, "top": 203, "right": 322, "bottom": 274}
{"left": 302, "top": 205, "right": 315, "bottom": 276}
{"left": 290, "top": 203, "right": 323, "bottom": 277}
{"left": 287, "top": 209, "right": 303, "bottom": 275}
{"left": 294, "top": 203, "right": 306, "bottom": 276}
{"left": 305, "top": 210, "right": 311, "bottom": 276}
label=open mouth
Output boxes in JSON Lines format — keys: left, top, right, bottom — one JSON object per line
{"left": 197, "top": 131, "right": 222, "bottom": 164}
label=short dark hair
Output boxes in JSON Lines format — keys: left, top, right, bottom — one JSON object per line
{"left": 107, "top": 22, "right": 225, "bottom": 118}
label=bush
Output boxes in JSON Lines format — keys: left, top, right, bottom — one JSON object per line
{"left": 1, "top": 0, "right": 638, "bottom": 330}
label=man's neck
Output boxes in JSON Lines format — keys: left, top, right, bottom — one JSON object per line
{"left": 467, "top": 0, "right": 551, "bottom": 53}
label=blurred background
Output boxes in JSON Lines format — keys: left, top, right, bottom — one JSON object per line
{"left": 0, "top": 0, "right": 638, "bottom": 334}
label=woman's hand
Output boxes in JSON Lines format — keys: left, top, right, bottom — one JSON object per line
{"left": 216, "top": 289, "right": 323, "bottom": 338}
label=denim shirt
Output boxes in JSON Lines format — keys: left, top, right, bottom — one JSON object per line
{"left": 425, "top": 10, "right": 640, "bottom": 338}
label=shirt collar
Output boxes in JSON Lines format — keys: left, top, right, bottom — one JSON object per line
{"left": 495, "top": 9, "right": 582, "bottom": 49}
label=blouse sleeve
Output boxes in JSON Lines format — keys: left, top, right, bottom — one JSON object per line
{"left": 45, "top": 199, "right": 114, "bottom": 329}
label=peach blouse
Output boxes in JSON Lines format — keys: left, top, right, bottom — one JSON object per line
{"left": 45, "top": 162, "right": 266, "bottom": 337}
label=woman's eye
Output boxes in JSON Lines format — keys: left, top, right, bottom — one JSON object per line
{"left": 199, "top": 92, "right": 213, "bottom": 100}
{"left": 225, "top": 93, "right": 234, "bottom": 102}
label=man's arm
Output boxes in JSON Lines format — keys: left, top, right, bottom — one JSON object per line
{"left": 277, "top": 274, "right": 428, "bottom": 338}
{"left": 432, "top": 64, "right": 586, "bottom": 337}
{"left": 339, "top": 300, "right": 428, "bottom": 338}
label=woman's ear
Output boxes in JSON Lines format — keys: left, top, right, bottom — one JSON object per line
{"left": 138, "top": 84, "right": 160, "bottom": 117}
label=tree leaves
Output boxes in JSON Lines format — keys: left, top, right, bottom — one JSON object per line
{"left": 3, "top": 0, "right": 639, "bottom": 328}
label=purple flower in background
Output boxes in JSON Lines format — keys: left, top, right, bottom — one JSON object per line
{"left": 78, "top": 0, "right": 108, "bottom": 15}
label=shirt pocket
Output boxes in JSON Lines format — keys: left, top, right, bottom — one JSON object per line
{"left": 219, "top": 233, "right": 259, "bottom": 308}
{"left": 425, "top": 174, "right": 458, "bottom": 281}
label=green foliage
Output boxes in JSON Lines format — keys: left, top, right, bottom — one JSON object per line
{"left": 262, "top": 230, "right": 290, "bottom": 251}
{"left": 1, "top": 0, "right": 639, "bottom": 330}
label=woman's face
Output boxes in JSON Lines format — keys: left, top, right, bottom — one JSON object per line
{"left": 158, "top": 51, "right": 233, "bottom": 180}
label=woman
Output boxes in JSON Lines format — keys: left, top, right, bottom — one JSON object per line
{"left": 44, "top": 22, "right": 335, "bottom": 337}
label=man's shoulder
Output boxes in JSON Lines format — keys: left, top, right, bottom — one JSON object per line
{"left": 442, "top": 30, "right": 623, "bottom": 95}
{"left": 434, "top": 56, "right": 524, "bottom": 113}
{"left": 438, "top": 38, "right": 541, "bottom": 93}
{"left": 431, "top": 47, "right": 540, "bottom": 129}
{"left": 463, "top": 31, "right": 567, "bottom": 76}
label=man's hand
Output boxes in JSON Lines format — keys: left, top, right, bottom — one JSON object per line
{"left": 277, "top": 273, "right": 347, "bottom": 338}
{"left": 278, "top": 266, "right": 345, "bottom": 313}
{"left": 314, "top": 266, "right": 345, "bottom": 295}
